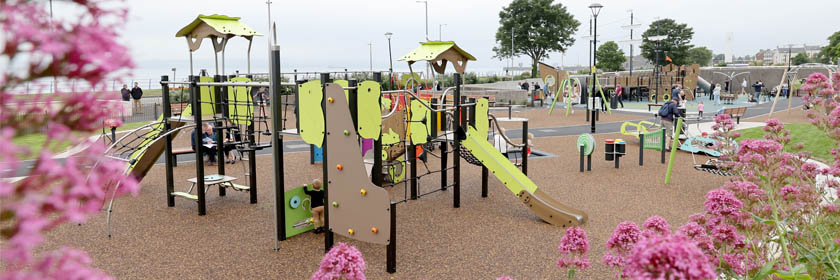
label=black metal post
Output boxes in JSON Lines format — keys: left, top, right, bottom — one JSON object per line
{"left": 386, "top": 202, "right": 396, "bottom": 273}
{"left": 660, "top": 129, "right": 666, "bottom": 164}
{"left": 430, "top": 98, "right": 438, "bottom": 138}
{"left": 190, "top": 75, "right": 206, "bottom": 215}
{"left": 245, "top": 74, "right": 257, "bottom": 204}
{"left": 214, "top": 75, "right": 226, "bottom": 197}
{"left": 579, "top": 145, "right": 585, "bottom": 172}
{"left": 372, "top": 73, "right": 383, "bottom": 187}
{"left": 440, "top": 141, "right": 447, "bottom": 190}
{"left": 453, "top": 73, "right": 461, "bottom": 208}
{"left": 348, "top": 79, "right": 359, "bottom": 130}
{"left": 409, "top": 142, "right": 417, "bottom": 200}
{"left": 521, "top": 121, "right": 528, "bottom": 175}
{"left": 321, "top": 73, "right": 334, "bottom": 252}
{"left": 639, "top": 133, "right": 644, "bottom": 166}
{"left": 481, "top": 166, "right": 488, "bottom": 197}
{"left": 161, "top": 75, "right": 175, "bottom": 207}
{"left": 269, "top": 46, "right": 286, "bottom": 243}
{"left": 587, "top": 154, "right": 592, "bottom": 171}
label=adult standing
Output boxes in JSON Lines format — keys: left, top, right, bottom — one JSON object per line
{"left": 131, "top": 82, "right": 143, "bottom": 113}
{"left": 751, "top": 81, "right": 762, "bottom": 102}
{"left": 660, "top": 95, "right": 683, "bottom": 151}
{"left": 740, "top": 78, "right": 747, "bottom": 96}
{"left": 120, "top": 84, "right": 130, "bottom": 101}
{"left": 709, "top": 83, "right": 716, "bottom": 101}
{"left": 713, "top": 83, "right": 721, "bottom": 105}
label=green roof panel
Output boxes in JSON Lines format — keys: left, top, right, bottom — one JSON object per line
{"left": 398, "top": 41, "right": 476, "bottom": 62}
{"left": 176, "top": 14, "right": 263, "bottom": 38}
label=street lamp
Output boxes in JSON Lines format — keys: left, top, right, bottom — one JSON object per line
{"left": 589, "top": 3, "right": 602, "bottom": 133}
{"left": 416, "top": 1, "right": 428, "bottom": 41}
{"left": 368, "top": 42, "right": 373, "bottom": 75}
{"left": 171, "top": 68, "right": 176, "bottom": 82}
{"left": 649, "top": 32, "right": 669, "bottom": 104}
{"left": 439, "top": 24, "right": 446, "bottom": 41}
{"left": 385, "top": 32, "right": 394, "bottom": 89}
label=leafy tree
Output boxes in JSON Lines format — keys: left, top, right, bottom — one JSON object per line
{"left": 687, "top": 47, "right": 713, "bottom": 66}
{"left": 595, "top": 41, "right": 626, "bottom": 71}
{"left": 792, "top": 52, "right": 810, "bottom": 65}
{"left": 493, "top": 0, "right": 580, "bottom": 77}
{"left": 640, "top": 18, "right": 694, "bottom": 66}
{"left": 712, "top": 53, "right": 725, "bottom": 64}
{"left": 820, "top": 31, "right": 840, "bottom": 64}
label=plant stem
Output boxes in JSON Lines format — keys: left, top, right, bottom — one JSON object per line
{"left": 767, "top": 194, "right": 794, "bottom": 274}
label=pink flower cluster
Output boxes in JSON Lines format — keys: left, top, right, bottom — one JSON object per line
{"left": 311, "top": 243, "right": 366, "bottom": 280}
{"left": 624, "top": 233, "right": 715, "bottom": 280}
{"left": 602, "top": 221, "right": 641, "bottom": 277}
{"left": 556, "top": 226, "right": 590, "bottom": 271}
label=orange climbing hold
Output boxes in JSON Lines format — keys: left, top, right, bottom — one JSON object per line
{"left": 336, "top": 164, "right": 343, "bottom": 171}
{"left": 327, "top": 97, "right": 334, "bottom": 103}
{"left": 360, "top": 189, "right": 367, "bottom": 196}
{"left": 348, "top": 229, "right": 355, "bottom": 235}
{"left": 371, "top": 227, "right": 378, "bottom": 234}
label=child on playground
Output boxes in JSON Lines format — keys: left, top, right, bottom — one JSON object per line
{"left": 304, "top": 179, "right": 326, "bottom": 233}
{"left": 698, "top": 101, "right": 704, "bottom": 118}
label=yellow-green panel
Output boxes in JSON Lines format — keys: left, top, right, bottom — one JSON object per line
{"left": 334, "top": 80, "right": 349, "bottom": 103}
{"left": 461, "top": 127, "right": 538, "bottom": 195}
{"left": 198, "top": 76, "right": 217, "bottom": 116}
{"left": 397, "top": 41, "right": 476, "bottom": 62}
{"left": 126, "top": 114, "right": 166, "bottom": 171}
{"left": 228, "top": 76, "right": 253, "bottom": 126}
{"left": 298, "top": 80, "right": 324, "bottom": 147}
{"left": 357, "top": 81, "right": 381, "bottom": 140}
{"left": 474, "top": 98, "right": 489, "bottom": 140}
{"left": 409, "top": 99, "right": 429, "bottom": 144}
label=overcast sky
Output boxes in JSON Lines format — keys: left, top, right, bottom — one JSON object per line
{"left": 88, "top": 0, "right": 837, "bottom": 80}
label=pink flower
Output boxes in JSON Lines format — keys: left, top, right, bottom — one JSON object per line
{"left": 311, "top": 242, "right": 366, "bottom": 280}
{"left": 704, "top": 189, "right": 743, "bottom": 217}
{"left": 710, "top": 224, "right": 745, "bottom": 247}
{"left": 603, "top": 221, "right": 642, "bottom": 276}
{"left": 624, "top": 233, "right": 715, "bottom": 280}
{"left": 557, "top": 226, "right": 590, "bottom": 271}
{"left": 642, "top": 216, "right": 670, "bottom": 236}
{"left": 723, "top": 181, "right": 765, "bottom": 202}
{"left": 722, "top": 253, "right": 747, "bottom": 275}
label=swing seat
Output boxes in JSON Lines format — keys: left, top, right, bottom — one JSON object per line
{"left": 171, "top": 191, "right": 198, "bottom": 200}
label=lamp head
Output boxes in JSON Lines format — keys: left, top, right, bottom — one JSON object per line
{"left": 589, "top": 3, "right": 603, "bottom": 17}
{"left": 385, "top": 32, "right": 393, "bottom": 40}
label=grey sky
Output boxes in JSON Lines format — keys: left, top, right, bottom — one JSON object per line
{"left": 107, "top": 0, "right": 837, "bottom": 80}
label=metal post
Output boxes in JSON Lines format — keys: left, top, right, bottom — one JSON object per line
{"left": 190, "top": 75, "right": 206, "bottom": 215}
{"left": 587, "top": 154, "right": 592, "bottom": 171}
{"left": 372, "top": 73, "right": 383, "bottom": 187}
{"left": 386, "top": 202, "right": 396, "bottom": 273}
{"left": 409, "top": 142, "right": 417, "bottom": 200}
{"left": 246, "top": 74, "right": 258, "bottom": 204}
{"left": 453, "top": 73, "right": 461, "bottom": 208}
{"left": 214, "top": 75, "right": 226, "bottom": 197}
{"left": 639, "top": 132, "right": 644, "bottom": 166}
{"left": 591, "top": 15, "right": 598, "bottom": 133}
{"left": 349, "top": 79, "right": 358, "bottom": 130}
{"left": 660, "top": 129, "right": 666, "bottom": 164}
{"left": 161, "top": 76, "right": 175, "bottom": 207}
{"left": 269, "top": 45, "right": 286, "bottom": 246}
{"left": 320, "top": 73, "right": 334, "bottom": 252}
{"left": 579, "top": 145, "right": 584, "bottom": 172}
{"left": 440, "top": 141, "right": 447, "bottom": 190}
{"left": 629, "top": 11, "right": 634, "bottom": 78}
{"left": 481, "top": 166, "right": 488, "bottom": 198}
{"left": 521, "top": 121, "right": 528, "bottom": 175}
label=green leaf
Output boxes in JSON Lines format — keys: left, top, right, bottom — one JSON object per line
{"left": 750, "top": 212, "right": 776, "bottom": 225}
{"left": 751, "top": 260, "right": 776, "bottom": 280}
{"left": 774, "top": 264, "right": 811, "bottom": 280}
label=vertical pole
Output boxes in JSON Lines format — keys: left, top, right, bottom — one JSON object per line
{"left": 214, "top": 75, "right": 226, "bottom": 197}
{"left": 348, "top": 79, "right": 359, "bottom": 131}
{"left": 579, "top": 145, "right": 584, "bottom": 172}
{"left": 629, "top": 11, "right": 634, "bottom": 79}
{"left": 247, "top": 74, "right": 258, "bottom": 204}
{"left": 321, "top": 73, "right": 334, "bottom": 252}
{"left": 372, "top": 73, "right": 383, "bottom": 187}
{"left": 587, "top": 154, "right": 592, "bottom": 171}
{"left": 660, "top": 129, "right": 666, "bottom": 164}
{"left": 481, "top": 166, "right": 488, "bottom": 198}
{"left": 521, "top": 121, "right": 528, "bottom": 175}
{"left": 190, "top": 75, "right": 206, "bottom": 216}
{"left": 386, "top": 202, "right": 397, "bottom": 273}
{"left": 639, "top": 133, "right": 644, "bottom": 166}
{"left": 440, "top": 141, "right": 448, "bottom": 190}
{"left": 430, "top": 98, "right": 438, "bottom": 138}
{"left": 269, "top": 46, "right": 286, "bottom": 245}
{"left": 453, "top": 73, "right": 461, "bottom": 209}
{"left": 591, "top": 15, "right": 598, "bottom": 133}
{"left": 664, "top": 118, "right": 683, "bottom": 184}
{"left": 162, "top": 76, "right": 175, "bottom": 207}
{"left": 409, "top": 142, "right": 417, "bottom": 200}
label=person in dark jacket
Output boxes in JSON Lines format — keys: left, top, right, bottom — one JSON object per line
{"left": 304, "top": 179, "right": 326, "bottom": 233}
{"left": 131, "top": 82, "right": 144, "bottom": 113}
{"left": 660, "top": 95, "right": 683, "bottom": 150}
{"left": 120, "top": 84, "right": 131, "bottom": 101}
{"left": 191, "top": 123, "right": 217, "bottom": 165}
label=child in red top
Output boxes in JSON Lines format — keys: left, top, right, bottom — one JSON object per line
{"left": 698, "top": 101, "right": 705, "bottom": 118}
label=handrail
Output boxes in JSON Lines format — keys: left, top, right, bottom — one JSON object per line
{"left": 488, "top": 114, "right": 526, "bottom": 148}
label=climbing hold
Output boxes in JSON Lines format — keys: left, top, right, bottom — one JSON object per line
{"left": 348, "top": 229, "right": 355, "bottom": 235}
{"left": 371, "top": 227, "right": 378, "bottom": 234}
{"left": 332, "top": 201, "right": 339, "bottom": 207}
{"left": 360, "top": 189, "right": 367, "bottom": 196}
{"left": 327, "top": 97, "right": 334, "bottom": 103}
{"left": 344, "top": 130, "right": 349, "bottom": 136}
{"left": 336, "top": 164, "right": 343, "bottom": 171}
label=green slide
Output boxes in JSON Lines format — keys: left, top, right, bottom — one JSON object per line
{"left": 461, "top": 126, "right": 587, "bottom": 227}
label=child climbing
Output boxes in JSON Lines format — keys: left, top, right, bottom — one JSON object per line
{"left": 698, "top": 101, "right": 704, "bottom": 118}
{"left": 305, "top": 179, "right": 326, "bottom": 233}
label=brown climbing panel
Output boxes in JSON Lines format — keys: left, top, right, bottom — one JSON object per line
{"left": 324, "top": 83, "right": 391, "bottom": 245}
{"left": 517, "top": 189, "right": 587, "bottom": 227}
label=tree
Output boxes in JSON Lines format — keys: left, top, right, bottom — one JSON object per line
{"left": 687, "top": 47, "right": 713, "bottom": 66}
{"left": 640, "top": 19, "right": 694, "bottom": 66}
{"left": 595, "top": 41, "right": 626, "bottom": 71}
{"left": 792, "top": 52, "right": 810, "bottom": 65}
{"left": 493, "top": 0, "right": 580, "bottom": 77}
{"left": 820, "top": 31, "right": 840, "bottom": 64}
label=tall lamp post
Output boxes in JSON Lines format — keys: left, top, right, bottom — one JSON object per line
{"left": 385, "top": 32, "right": 394, "bottom": 89}
{"left": 439, "top": 24, "right": 446, "bottom": 41}
{"left": 368, "top": 42, "right": 373, "bottom": 75}
{"left": 171, "top": 68, "right": 176, "bottom": 82}
{"left": 649, "top": 32, "right": 669, "bottom": 104}
{"left": 589, "top": 3, "right": 602, "bottom": 133}
{"left": 416, "top": 1, "right": 429, "bottom": 41}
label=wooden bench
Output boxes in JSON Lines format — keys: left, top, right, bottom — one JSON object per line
{"left": 648, "top": 103, "right": 663, "bottom": 111}
{"left": 171, "top": 147, "right": 194, "bottom": 167}
{"left": 720, "top": 94, "right": 737, "bottom": 105}
{"left": 720, "top": 106, "right": 747, "bottom": 124}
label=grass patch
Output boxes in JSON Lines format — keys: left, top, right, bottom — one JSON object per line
{"left": 736, "top": 123, "right": 835, "bottom": 162}
{"left": 12, "top": 121, "right": 151, "bottom": 160}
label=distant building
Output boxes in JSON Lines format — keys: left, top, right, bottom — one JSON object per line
{"left": 622, "top": 55, "right": 653, "bottom": 70}
{"left": 754, "top": 45, "right": 823, "bottom": 65}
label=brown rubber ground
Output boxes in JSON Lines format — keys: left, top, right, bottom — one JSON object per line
{"left": 32, "top": 108, "right": 807, "bottom": 279}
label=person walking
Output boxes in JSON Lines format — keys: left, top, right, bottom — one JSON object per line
{"left": 615, "top": 83, "right": 624, "bottom": 108}
{"left": 740, "top": 79, "right": 747, "bottom": 96}
{"left": 131, "top": 82, "right": 144, "bottom": 113}
{"left": 713, "top": 83, "right": 721, "bottom": 105}
{"left": 659, "top": 95, "right": 683, "bottom": 151}
{"left": 751, "top": 81, "right": 762, "bottom": 102}
{"left": 120, "top": 84, "right": 130, "bottom": 101}
{"left": 709, "top": 83, "right": 716, "bottom": 101}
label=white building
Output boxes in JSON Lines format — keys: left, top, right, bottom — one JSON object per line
{"left": 755, "top": 45, "right": 823, "bottom": 65}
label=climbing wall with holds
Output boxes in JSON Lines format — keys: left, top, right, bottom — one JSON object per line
{"left": 324, "top": 83, "right": 391, "bottom": 245}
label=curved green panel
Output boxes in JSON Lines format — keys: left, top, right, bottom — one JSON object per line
{"left": 334, "top": 80, "right": 349, "bottom": 103}
{"left": 357, "top": 81, "right": 382, "bottom": 140}
{"left": 298, "top": 80, "right": 324, "bottom": 147}
{"left": 409, "top": 99, "right": 429, "bottom": 144}
{"left": 284, "top": 185, "right": 315, "bottom": 238}
{"left": 474, "top": 98, "right": 489, "bottom": 140}
{"left": 199, "top": 76, "right": 217, "bottom": 116}
{"left": 228, "top": 76, "right": 253, "bottom": 126}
